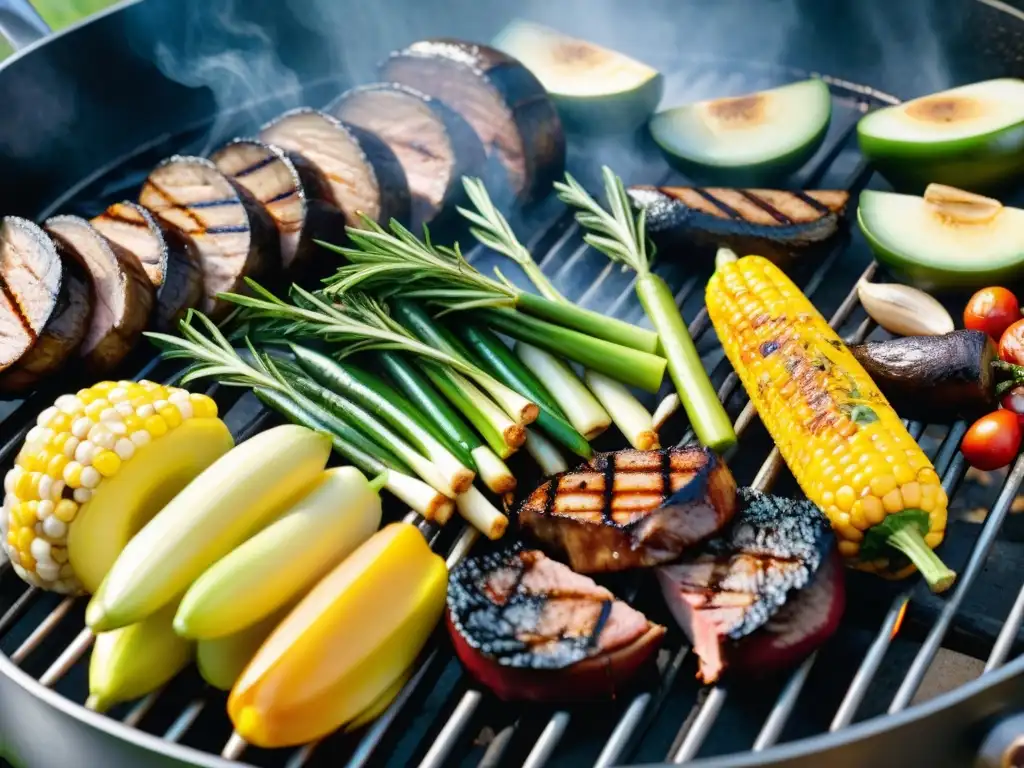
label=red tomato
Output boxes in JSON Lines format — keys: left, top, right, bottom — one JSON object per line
{"left": 1002, "top": 385, "right": 1024, "bottom": 429}
{"left": 962, "top": 410, "right": 1022, "bottom": 471}
{"left": 965, "top": 287, "right": 1020, "bottom": 341}
{"left": 1000, "top": 319, "right": 1024, "bottom": 365}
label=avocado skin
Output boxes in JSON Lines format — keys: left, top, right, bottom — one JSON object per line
{"left": 849, "top": 330, "right": 996, "bottom": 423}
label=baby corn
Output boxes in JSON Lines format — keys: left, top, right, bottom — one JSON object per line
{"left": 706, "top": 254, "right": 955, "bottom": 592}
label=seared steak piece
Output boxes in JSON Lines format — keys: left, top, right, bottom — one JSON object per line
{"left": 657, "top": 488, "right": 836, "bottom": 683}
{"left": 447, "top": 546, "right": 664, "bottom": 701}
{"left": 518, "top": 446, "right": 738, "bottom": 573}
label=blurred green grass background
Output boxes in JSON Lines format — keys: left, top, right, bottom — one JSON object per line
{"left": 0, "top": 0, "right": 120, "bottom": 59}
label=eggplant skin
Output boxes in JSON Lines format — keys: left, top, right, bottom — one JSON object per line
{"left": 848, "top": 330, "right": 996, "bottom": 422}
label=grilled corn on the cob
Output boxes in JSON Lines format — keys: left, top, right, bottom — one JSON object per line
{"left": 706, "top": 253, "right": 956, "bottom": 592}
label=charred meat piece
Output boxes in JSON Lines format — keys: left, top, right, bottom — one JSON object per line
{"left": 628, "top": 186, "right": 848, "bottom": 262}
{"left": 518, "top": 446, "right": 738, "bottom": 573}
{"left": 0, "top": 217, "right": 92, "bottom": 394}
{"left": 210, "top": 139, "right": 345, "bottom": 277}
{"left": 380, "top": 39, "right": 565, "bottom": 203}
{"left": 447, "top": 546, "right": 665, "bottom": 701}
{"left": 330, "top": 83, "right": 486, "bottom": 229}
{"left": 657, "top": 488, "right": 835, "bottom": 683}
{"left": 259, "top": 108, "right": 411, "bottom": 228}
{"left": 91, "top": 201, "right": 203, "bottom": 332}
{"left": 43, "top": 216, "right": 153, "bottom": 375}
{"left": 138, "top": 156, "right": 280, "bottom": 320}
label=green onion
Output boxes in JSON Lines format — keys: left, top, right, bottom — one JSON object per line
{"left": 375, "top": 351, "right": 516, "bottom": 494}
{"left": 652, "top": 392, "right": 681, "bottom": 431}
{"left": 523, "top": 428, "right": 569, "bottom": 476}
{"left": 454, "top": 486, "right": 508, "bottom": 540}
{"left": 478, "top": 307, "right": 667, "bottom": 393}
{"left": 424, "top": 363, "right": 523, "bottom": 457}
{"left": 514, "top": 342, "right": 611, "bottom": 440}
{"left": 461, "top": 176, "right": 661, "bottom": 451}
{"left": 556, "top": 167, "right": 737, "bottom": 453}
{"left": 289, "top": 345, "right": 475, "bottom": 495}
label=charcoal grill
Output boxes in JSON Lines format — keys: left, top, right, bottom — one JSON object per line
{"left": 2, "top": 0, "right": 1024, "bottom": 766}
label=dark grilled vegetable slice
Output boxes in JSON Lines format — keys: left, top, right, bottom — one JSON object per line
{"left": 330, "top": 84, "right": 486, "bottom": 229}
{"left": 210, "top": 139, "right": 346, "bottom": 277}
{"left": 138, "top": 156, "right": 280, "bottom": 320}
{"left": 380, "top": 38, "right": 565, "bottom": 202}
{"left": 43, "top": 216, "right": 153, "bottom": 375}
{"left": 259, "top": 108, "right": 411, "bottom": 228}
{"left": 91, "top": 201, "right": 203, "bottom": 332}
{"left": 629, "top": 185, "right": 848, "bottom": 262}
{"left": 848, "top": 330, "right": 997, "bottom": 422}
{"left": 447, "top": 546, "right": 665, "bottom": 701}
{"left": 0, "top": 217, "right": 92, "bottom": 393}
{"left": 518, "top": 446, "right": 738, "bottom": 573}
{"left": 657, "top": 488, "right": 835, "bottom": 683}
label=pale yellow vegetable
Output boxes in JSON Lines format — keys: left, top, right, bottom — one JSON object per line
{"left": 197, "top": 610, "right": 286, "bottom": 691}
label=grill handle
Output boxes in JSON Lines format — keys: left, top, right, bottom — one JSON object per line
{"left": 0, "top": 0, "right": 50, "bottom": 51}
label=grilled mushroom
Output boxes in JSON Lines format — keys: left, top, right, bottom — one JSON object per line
{"left": 43, "top": 216, "right": 153, "bottom": 375}
{"left": 330, "top": 83, "right": 486, "bottom": 229}
{"left": 259, "top": 108, "right": 411, "bottom": 229}
{"left": 138, "top": 156, "right": 280, "bottom": 320}
{"left": 91, "top": 201, "right": 203, "bottom": 332}
{"left": 380, "top": 39, "right": 566, "bottom": 203}
{"left": 447, "top": 546, "right": 665, "bottom": 701}
{"left": 518, "top": 446, "right": 738, "bottom": 573}
{"left": 0, "top": 217, "right": 92, "bottom": 394}
{"left": 628, "top": 186, "right": 849, "bottom": 262}
{"left": 210, "top": 139, "right": 345, "bottom": 277}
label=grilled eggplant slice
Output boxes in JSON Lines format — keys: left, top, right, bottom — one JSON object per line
{"left": 91, "top": 201, "right": 203, "bottom": 332}
{"left": 138, "top": 156, "right": 280, "bottom": 320}
{"left": 447, "top": 546, "right": 665, "bottom": 701}
{"left": 518, "top": 446, "right": 738, "bottom": 573}
{"left": 210, "top": 139, "right": 346, "bottom": 277}
{"left": 260, "top": 108, "right": 410, "bottom": 228}
{"left": 330, "top": 84, "right": 486, "bottom": 229}
{"left": 657, "top": 488, "right": 835, "bottom": 683}
{"left": 849, "top": 330, "right": 997, "bottom": 422}
{"left": 0, "top": 217, "right": 92, "bottom": 394}
{"left": 629, "top": 186, "right": 848, "bottom": 262}
{"left": 43, "top": 216, "right": 153, "bottom": 375}
{"left": 380, "top": 39, "right": 565, "bottom": 203}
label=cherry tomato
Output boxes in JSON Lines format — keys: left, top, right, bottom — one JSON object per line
{"left": 965, "top": 287, "right": 1020, "bottom": 341}
{"left": 962, "top": 410, "right": 1022, "bottom": 471}
{"left": 1002, "top": 385, "right": 1024, "bottom": 429}
{"left": 1000, "top": 319, "right": 1024, "bottom": 365}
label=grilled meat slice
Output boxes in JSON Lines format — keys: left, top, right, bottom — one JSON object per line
{"left": 0, "top": 217, "right": 92, "bottom": 394}
{"left": 330, "top": 83, "right": 486, "bottom": 229}
{"left": 138, "top": 156, "right": 280, "bottom": 321}
{"left": 380, "top": 39, "right": 565, "bottom": 203}
{"left": 91, "top": 201, "right": 203, "bottom": 332}
{"left": 657, "top": 488, "right": 835, "bottom": 683}
{"left": 260, "top": 108, "right": 411, "bottom": 229}
{"left": 447, "top": 546, "right": 664, "bottom": 701}
{"left": 628, "top": 186, "right": 848, "bottom": 263}
{"left": 43, "top": 216, "right": 153, "bottom": 375}
{"left": 519, "top": 446, "right": 737, "bottom": 573}
{"left": 210, "top": 139, "right": 346, "bottom": 277}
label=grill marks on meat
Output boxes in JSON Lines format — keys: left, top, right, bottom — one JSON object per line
{"left": 330, "top": 84, "right": 486, "bottom": 229}
{"left": 628, "top": 185, "right": 848, "bottom": 263}
{"left": 658, "top": 488, "right": 835, "bottom": 682}
{"left": 447, "top": 546, "right": 664, "bottom": 701}
{"left": 259, "top": 108, "right": 411, "bottom": 229}
{"left": 91, "top": 201, "right": 203, "bottom": 332}
{"left": 519, "top": 447, "right": 738, "bottom": 573}
{"left": 380, "top": 39, "right": 565, "bottom": 203}
{"left": 0, "top": 217, "right": 92, "bottom": 393}
{"left": 43, "top": 216, "right": 152, "bottom": 375}
{"left": 138, "top": 156, "right": 280, "bottom": 321}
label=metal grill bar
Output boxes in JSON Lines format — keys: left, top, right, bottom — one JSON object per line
{"left": 985, "top": 586, "right": 1024, "bottom": 672}
{"left": 10, "top": 597, "right": 74, "bottom": 665}
{"left": 670, "top": 687, "right": 729, "bottom": 763}
{"left": 752, "top": 653, "right": 819, "bottom": 751}
{"left": 38, "top": 627, "right": 92, "bottom": 687}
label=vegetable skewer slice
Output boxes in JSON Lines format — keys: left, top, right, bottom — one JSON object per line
{"left": 556, "top": 167, "right": 736, "bottom": 452}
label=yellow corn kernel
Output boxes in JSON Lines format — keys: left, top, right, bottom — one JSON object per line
{"left": 15, "top": 503, "right": 35, "bottom": 527}
{"left": 869, "top": 474, "right": 897, "bottom": 498}
{"left": 21, "top": 554, "right": 36, "bottom": 573}
{"left": 900, "top": 482, "right": 922, "bottom": 509}
{"left": 918, "top": 468, "right": 940, "bottom": 486}
{"left": 92, "top": 451, "right": 121, "bottom": 478}
{"left": 85, "top": 400, "right": 111, "bottom": 419}
{"left": 122, "top": 414, "right": 143, "bottom": 433}
{"left": 893, "top": 464, "right": 915, "bottom": 485}
{"left": 15, "top": 472, "right": 38, "bottom": 500}
{"left": 835, "top": 486, "right": 856, "bottom": 512}
{"left": 190, "top": 394, "right": 218, "bottom": 419}
{"left": 838, "top": 540, "right": 860, "bottom": 558}
{"left": 849, "top": 501, "right": 869, "bottom": 531}
{"left": 925, "top": 532, "right": 944, "bottom": 548}
{"left": 91, "top": 382, "right": 117, "bottom": 393}
{"left": 47, "top": 454, "right": 69, "bottom": 478}
{"left": 63, "top": 461, "right": 83, "bottom": 489}
{"left": 54, "top": 499, "right": 78, "bottom": 523}
{"left": 860, "top": 496, "right": 886, "bottom": 526}
{"left": 144, "top": 415, "right": 168, "bottom": 438}
{"left": 157, "top": 404, "right": 182, "bottom": 429}
{"left": 882, "top": 489, "right": 903, "bottom": 513}
{"left": 16, "top": 527, "right": 33, "bottom": 551}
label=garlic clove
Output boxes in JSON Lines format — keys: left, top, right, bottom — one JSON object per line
{"left": 856, "top": 280, "right": 955, "bottom": 337}
{"left": 924, "top": 183, "right": 1003, "bottom": 226}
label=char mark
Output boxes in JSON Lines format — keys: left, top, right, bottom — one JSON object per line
{"left": 233, "top": 154, "right": 280, "bottom": 178}
{"left": 737, "top": 190, "right": 793, "bottom": 225}
{"left": 693, "top": 188, "right": 742, "bottom": 219}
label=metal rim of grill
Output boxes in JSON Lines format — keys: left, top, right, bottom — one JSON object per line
{"left": 1, "top": 66, "right": 1024, "bottom": 768}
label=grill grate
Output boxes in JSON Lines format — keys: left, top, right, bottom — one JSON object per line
{"left": 2, "top": 68, "right": 1024, "bottom": 768}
